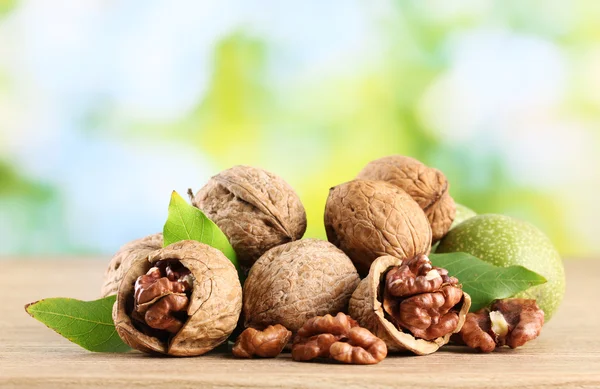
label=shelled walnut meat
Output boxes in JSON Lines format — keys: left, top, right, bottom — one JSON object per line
{"left": 191, "top": 165, "right": 307, "bottom": 273}
{"left": 101, "top": 233, "right": 163, "bottom": 297}
{"left": 324, "top": 179, "right": 432, "bottom": 276}
{"left": 232, "top": 324, "right": 292, "bottom": 358}
{"left": 113, "top": 240, "right": 242, "bottom": 356}
{"left": 455, "top": 299, "right": 544, "bottom": 352}
{"left": 357, "top": 155, "right": 456, "bottom": 243}
{"left": 243, "top": 239, "right": 360, "bottom": 334}
{"left": 292, "top": 312, "right": 387, "bottom": 365}
{"left": 349, "top": 255, "right": 471, "bottom": 355}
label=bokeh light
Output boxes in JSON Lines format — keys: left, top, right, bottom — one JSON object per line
{"left": 1, "top": 0, "right": 598, "bottom": 257}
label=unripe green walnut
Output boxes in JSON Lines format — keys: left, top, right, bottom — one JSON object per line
{"left": 451, "top": 203, "right": 477, "bottom": 229}
{"left": 436, "top": 214, "right": 565, "bottom": 320}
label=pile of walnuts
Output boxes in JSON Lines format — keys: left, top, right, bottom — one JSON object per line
{"left": 103, "top": 158, "right": 544, "bottom": 363}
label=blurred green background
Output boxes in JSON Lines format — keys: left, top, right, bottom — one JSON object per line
{"left": 0, "top": 1, "right": 598, "bottom": 258}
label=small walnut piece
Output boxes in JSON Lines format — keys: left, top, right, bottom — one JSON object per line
{"left": 243, "top": 239, "right": 360, "bottom": 334}
{"left": 101, "top": 233, "right": 163, "bottom": 297}
{"left": 324, "top": 180, "right": 432, "bottom": 277}
{"left": 113, "top": 240, "right": 242, "bottom": 356}
{"left": 457, "top": 299, "right": 545, "bottom": 352}
{"left": 349, "top": 255, "right": 471, "bottom": 355}
{"left": 457, "top": 309, "right": 495, "bottom": 352}
{"left": 292, "top": 313, "right": 387, "bottom": 365}
{"left": 232, "top": 325, "right": 292, "bottom": 358}
{"left": 357, "top": 155, "right": 456, "bottom": 243}
{"left": 192, "top": 165, "right": 307, "bottom": 273}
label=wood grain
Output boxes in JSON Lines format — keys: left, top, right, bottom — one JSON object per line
{"left": 0, "top": 259, "right": 598, "bottom": 389}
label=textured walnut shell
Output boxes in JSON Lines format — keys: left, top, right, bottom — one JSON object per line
{"left": 101, "top": 233, "right": 163, "bottom": 297}
{"left": 324, "top": 180, "right": 432, "bottom": 276}
{"left": 357, "top": 155, "right": 456, "bottom": 243}
{"left": 192, "top": 165, "right": 307, "bottom": 272}
{"left": 349, "top": 255, "right": 471, "bottom": 355}
{"left": 243, "top": 239, "right": 360, "bottom": 333}
{"left": 113, "top": 240, "right": 242, "bottom": 356}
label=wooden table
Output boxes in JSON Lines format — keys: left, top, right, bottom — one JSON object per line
{"left": 0, "top": 259, "right": 598, "bottom": 389}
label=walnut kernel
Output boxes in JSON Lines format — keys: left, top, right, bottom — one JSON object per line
{"left": 456, "top": 299, "right": 545, "bottom": 352}
{"left": 232, "top": 325, "right": 292, "bottom": 358}
{"left": 292, "top": 313, "right": 387, "bottom": 365}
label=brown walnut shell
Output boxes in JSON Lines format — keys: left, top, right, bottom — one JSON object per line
{"left": 243, "top": 239, "right": 360, "bottom": 334}
{"left": 101, "top": 233, "right": 163, "bottom": 297}
{"left": 357, "top": 155, "right": 456, "bottom": 243}
{"left": 113, "top": 240, "right": 242, "bottom": 356}
{"left": 192, "top": 165, "right": 307, "bottom": 272}
{"left": 324, "top": 179, "right": 432, "bottom": 277}
{"left": 349, "top": 255, "right": 471, "bottom": 355}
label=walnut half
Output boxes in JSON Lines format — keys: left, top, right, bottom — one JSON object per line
{"left": 232, "top": 325, "right": 292, "bottom": 358}
{"left": 292, "top": 313, "right": 387, "bottom": 365}
{"left": 455, "top": 299, "right": 545, "bottom": 352}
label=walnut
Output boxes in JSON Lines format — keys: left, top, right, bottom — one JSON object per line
{"left": 242, "top": 239, "right": 360, "bottom": 334}
{"left": 455, "top": 299, "right": 544, "bottom": 352}
{"left": 113, "top": 240, "right": 242, "bottom": 356}
{"left": 382, "top": 254, "right": 463, "bottom": 341}
{"left": 191, "top": 165, "right": 306, "bottom": 273}
{"left": 292, "top": 313, "right": 387, "bottom": 365}
{"left": 324, "top": 179, "right": 432, "bottom": 276}
{"left": 357, "top": 155, "right": 456, "bottom": 243}
{"left": 232, "top": 325, "right": 292, "bottom": 358}
{"left": 101, "top": 233, "right": 163, "bottom": 297}
{"left": 349, "top": 255, "right": 471, "bottom": 355}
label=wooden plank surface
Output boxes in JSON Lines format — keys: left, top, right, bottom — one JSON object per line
{"left": 0, "top": 258, "right": 598, "bottom": 389}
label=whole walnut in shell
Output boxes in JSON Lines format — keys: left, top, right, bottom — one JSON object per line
{"left": 113, "top": 240, "right": 242, "bottom": 356}
{"left": 324, "top": 179, "right": 432, "bottom": 277}
{"left": 349, "top": 255, "right": 470, "bottom": 355}
{"left": 101, "top": 233, "right": 163, "bottom": 297}
{"left": 357, "top": 155, "right": 456, "bottom": 243}
{"left": 243, "top": 239, "right": 360, "bottom": 333}
{"left": 191, "top": 165, "right": 307, "bottom": 272}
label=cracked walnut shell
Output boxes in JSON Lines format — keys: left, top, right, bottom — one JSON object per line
{"left": 324, "top": 179, "right": 432, "bottom": 276}
{"left": 357, "top": 155, "right": 456, "bottom": 243}
{"left": 113, "top": 240, "right": 242, "bottom": 356}
{"left": 243, "top": 239, "right": 360, "bottom": 334}
{"left": 191, "top": 165, "right": 307, "bottom": 272}
{"left": 349, "top": 255, "right": 471, "bottom": 355}
{"left": 101, "top": 233, "right": 163, "bottom": 297}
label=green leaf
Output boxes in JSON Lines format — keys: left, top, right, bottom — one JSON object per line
{"left": 25, "top": 296, "right": 130, "bottom": 353}
{"left": 163, "top": 190, "right": 240, "bottom": 275}
{"left": 429, "top": 252, "right": 547, "bottom": 312}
